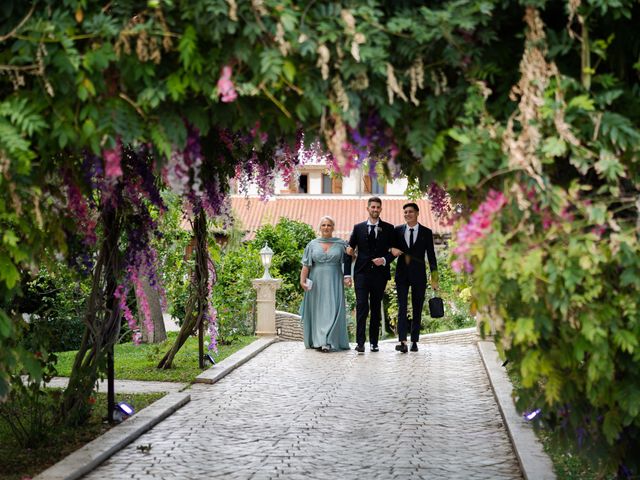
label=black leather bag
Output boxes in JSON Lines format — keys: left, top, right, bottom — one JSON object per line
{"left": 428, "top": 295, "right": 444, "bottom": 318}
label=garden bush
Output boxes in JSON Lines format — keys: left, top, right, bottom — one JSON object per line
{"left": 213, "top": 243, "right": 262, "bottom": 341}
{"left": 17, "top": 265, "right": 89, "bottom": 353}
{"left": 253, "top": 218, "right": 316, "bottom": 313}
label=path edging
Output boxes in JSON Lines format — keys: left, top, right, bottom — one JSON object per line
{"left": 34, "top": 392, "right": 190, "bottom": 480}
{"left": 194, "top": 336, "right": 278, "bottom": 384}
{"left": 477, "top": 341, "right": 555, "bottom": 480}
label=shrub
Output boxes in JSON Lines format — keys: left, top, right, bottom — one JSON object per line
{"left": 213, "top": 243, "right": 262, "bottom": 340}
{"left": 465, "top": 187, "right": 640, "bottom": 476}
{"left": 0, "top": 348, "right": 60, "bottom": 448}
{"left": 253, "top": 218, "right": 315, "bottom": 313}
{"left": 154, "top": 193, "right": 193, "bottom": 325}
{"left": 18, "top": 265, "right": 89, "bottom": 353}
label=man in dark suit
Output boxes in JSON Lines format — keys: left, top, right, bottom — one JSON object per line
{"left": 391, "top": 202, "right": 438, "bottom": 353}
{"left": 344, "top": 197, "right": 396, "bottom": 354}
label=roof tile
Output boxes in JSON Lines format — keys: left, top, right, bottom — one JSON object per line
{"left": 231, "top": 196, "right": 452, "bottom": 240}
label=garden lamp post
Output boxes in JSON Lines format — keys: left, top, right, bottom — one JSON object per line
{"left": 259, "top": 243, "right": 274, "bottom": 279}
{"left": 252, "top": 243, "right": 281, "bottom": 336}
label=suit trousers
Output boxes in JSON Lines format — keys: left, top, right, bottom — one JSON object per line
{"left": 354, "top": 273, "right": 387, "bottom": 346}
{"left": 396, "top": 281, "right": 427, "bottom": 343}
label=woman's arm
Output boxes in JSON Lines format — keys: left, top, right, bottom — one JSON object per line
{"left": 300, "top": 265, "right": 310, "bottom": 291}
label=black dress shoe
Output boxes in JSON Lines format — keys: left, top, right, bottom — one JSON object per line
{"left": 395, "top": 343, "right": 408, "bottom": 353}
{"left": 355, "top": 345, "right": 365, "bottom": 354}
{"left": 410, "top": 342, "right": 419, "bottom": 352}
{"left": 370, "top": 345, "right": 379, "bottom": 352}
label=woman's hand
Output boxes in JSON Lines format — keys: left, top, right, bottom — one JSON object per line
{"left": 301, "top": 280, "right": 310, "bottom": 291}
{"left": 345, "top": 246, "right": 355, "bottom": 256}
{"left": 390, "top": 247, "right": 403, "bottom": 257}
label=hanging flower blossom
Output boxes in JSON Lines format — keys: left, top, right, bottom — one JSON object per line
{"left": 103, "top": 144, "right": 123, "bottom": 178}
{"left": 64, "top": 173, "right": 97, "bottom": 246}
{"left": 452, "top": 189, "right": 507, "bottom": 273}
{"left": 217, "top": 65, "right": 238, "bottom": 103}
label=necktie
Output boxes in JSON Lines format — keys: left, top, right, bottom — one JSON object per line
{"left": 368, "top": 224, "right": 376, "bottom": 249}
{"left": 409, "top": 227, "right": 414, "bottom": 249}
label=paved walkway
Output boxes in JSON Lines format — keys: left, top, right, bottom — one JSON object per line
{"left": 84, "top": 341, "right": 522, "bottom": 479}
{"left": 42, "top": 377, "right": 188, "bottom": 394}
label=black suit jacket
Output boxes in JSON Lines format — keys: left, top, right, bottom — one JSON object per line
{"left": 344, "top": 220, "right": 396, "bottom": 280}
{"left": 393, "top": 224, "right": 437, "bottom": 285}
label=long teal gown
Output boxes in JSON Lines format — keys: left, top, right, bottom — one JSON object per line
{"left": 299, "top": 238, "right": 350, "bottom": 351}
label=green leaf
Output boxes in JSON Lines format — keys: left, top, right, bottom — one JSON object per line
{"left": 166, "top": 73, "right": 188, "bottom": 101}
{"left": 2, "top": 230, "right": 18, "bottom": 247}
{"left": 447, "top": 128, "right": 470, "bottom": 144}
{"left": 0, "top": 97, "right": 47, "bottom": 136}
{"left": 520, "top": 350, "right": 541, "bottom": 388}
{"left": 260, "top": 48, "right": 284, "bottom": 84}
{"left": 613, "top": 329, "right": 637, "bottom": 353}
{"left": 586, "top": 202, "right": 607, "bottom": 225}
{"left": 82, "top": 119, "right": 96, "bottom": 139}
{"left": 567, "top": 94, "right": 595, "bottom": 111}
{"left": 159, "top": 112, "right": 187, "bottom": 150}
{"left": 595, "top": 149, "right": 625, "bottom": 181}
{"left": 283, "top": 60, "right": 296, "bottom": 82}
{"left": 513, "top": 317, "right": 537, "bottom": 345}
{"left": 150, "top": 123, "right": 172, "bottom": 160}
{"left": 541, "top": 136, "right": 566, "bottom": 159}
{"left": 0, "top": 309, "right": 12, "bottom": 338}
{"left": 0, "top": 254, "right": 20, "bottom": 289}
{"left": 602, "top": 411, "right": 621, "bottom": 444}
{"left": 179, "top": 25, "right": 202, "bottom": 73}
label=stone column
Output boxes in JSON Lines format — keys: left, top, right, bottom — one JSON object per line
{"left": 251, "top": 278, "right": 282, "bottom": 336}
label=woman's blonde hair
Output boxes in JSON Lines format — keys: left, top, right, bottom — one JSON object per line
{"left": 317, "top": 215, "right": 336, "bottom": 230}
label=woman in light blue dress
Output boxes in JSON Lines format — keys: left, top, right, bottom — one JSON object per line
{"left": 299, "top": 216, "right": 350, "bottom": 352}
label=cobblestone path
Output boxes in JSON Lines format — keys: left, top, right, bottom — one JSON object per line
{"left": 85, "top": 341, "right": 522, "bottom": 479}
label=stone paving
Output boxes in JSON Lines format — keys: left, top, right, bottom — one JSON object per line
{"left": 42, "top": 377, "right": 188, "bottom": 394}
{"left": 84, "top": 341, "right": 522, "bottom": 480}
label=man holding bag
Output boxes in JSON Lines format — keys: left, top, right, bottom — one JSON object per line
{"left": 390, "top": 203, "right": 439, "bottom": 353}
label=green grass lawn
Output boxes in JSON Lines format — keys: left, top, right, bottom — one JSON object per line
{"left": 0, "top": 391, "right": 164, "bottom": 480}
{"left": 54, "top": 332, "right": 257, "bottom": 383}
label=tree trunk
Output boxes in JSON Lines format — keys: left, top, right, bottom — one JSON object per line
{"left": 139, "top": 276, "right": 167, "bottom": 343}
{"left": 158, "top": 210, "right": 209, "bottom": 369}
{"left": 62, "top": 207, "right": 123, "bottom": 426}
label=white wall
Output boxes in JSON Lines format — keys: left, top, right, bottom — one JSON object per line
{"left": 385, "top": 177, "right": 408, "bottom": 195}
{"left": 308, "top": 172, "right": 322, "bottom": 194}
{"left": 342, "top": 171, "right": 360, "bottom": 194}
{"left": 233, "top": 165, "right": 408, "bottom": 196}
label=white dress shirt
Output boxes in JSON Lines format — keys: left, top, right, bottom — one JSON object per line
{"left": 404, "top": 223, "right": 420, "bottom": 247}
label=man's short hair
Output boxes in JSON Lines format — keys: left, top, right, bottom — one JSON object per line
{"left": 368, "top": 196, "right": 382, "bottom": 206}
{"left": 403, "top": 202, "right": 419, "bottom": 212}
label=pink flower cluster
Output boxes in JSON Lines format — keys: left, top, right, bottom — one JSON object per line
{"left": 114, "top": 257, "right": 164, "bottom": 345}
{"left": 428, "top": 183, "right": 454, "bottom": 226}
{"left": 103, "top": 144, "right": 123, "bottom": 178}
{"left": 64, "top": 176, "right": 97, "bottom": 246}
{"left": 452, "top": 189, "right": 507, "bottom": 273}
{"left": 114, "top": 283, "right": 141, "bottom": 345}
{"left": 217, "top": 65, "right": 238, "bottom": 103}
{"left": 206, "top": 259, "right": 219, "bottom": 353}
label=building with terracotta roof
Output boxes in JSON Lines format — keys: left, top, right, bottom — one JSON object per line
{"left": 230, "top": 162, "right": 451, "bottom": 243}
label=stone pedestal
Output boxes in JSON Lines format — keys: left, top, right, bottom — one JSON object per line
{"left": 251, "top": 278, "right": 282, "bottom": 336}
